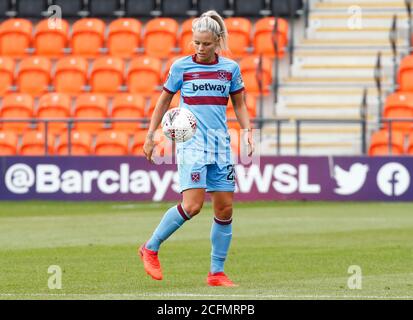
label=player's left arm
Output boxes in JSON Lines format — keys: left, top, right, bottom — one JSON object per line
{"left": 230, "top": 91, "right": 255, "bottom": 156}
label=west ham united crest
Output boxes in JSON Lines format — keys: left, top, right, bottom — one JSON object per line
{"left": 217, "top": 70, "right": 229, "bottom": 82}
{"left": 191, "top": 172, "right": 201, "bottom": 183}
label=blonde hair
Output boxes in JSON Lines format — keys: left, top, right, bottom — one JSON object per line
{"left": 192, "top": 10, "right": 228, "bottom": 51}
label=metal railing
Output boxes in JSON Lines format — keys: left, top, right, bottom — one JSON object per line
{"left": 406, "top": 0, "right": 413, "bottom": 54}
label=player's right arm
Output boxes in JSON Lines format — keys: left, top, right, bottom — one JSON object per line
{"left": 143, "top": 91, "right": 174, "bottom": 163}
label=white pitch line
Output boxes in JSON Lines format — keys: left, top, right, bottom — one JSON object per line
{"left": 1, "top": 293, "right": 412, "bottom": 299}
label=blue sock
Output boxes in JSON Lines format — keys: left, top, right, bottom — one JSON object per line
{"left": 210, "top": 217, "right": 233, "bottom": 274}
{"left": 145, "top": 203, "right": 190, "bottom": 252}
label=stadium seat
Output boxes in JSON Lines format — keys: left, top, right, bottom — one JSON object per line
{"left": 397, "top": 55, "right": 413, "bottom": 92}
{"left": 71, "top": 18, "right": 106, "bottom": 58}
{"left": 228, "top": 94, "right": 257, "bottom": 118}
{"left": 89, "top": 0, "right": 121, "bottom": 17}
{"left": 143, "top": 18, "right": 179, "bottom": 58}
{"left": 108, "top": 18, "right": 141, "bottom": 58}
{"left": 383, "top": 92, "right": 413, "bottom": 134}
{"left": 20, "top": 131, "right": 54, "bottom": 155}
{"left": 147, "top": 91, "right": 175, "bottom": 117}
{"left": 368, "top": 130, "right": 405, "bottom": 156}
{"left": 34, "top": 19, "right": 69, "bottom": 57}
{"left": 16, "top": 0, "right": 47, "bottom": 17}
{"left": 17, "top": 56, "right": 51, "bottom": 95}
{"left": 0, "top": 131, "right": 18, "bottom": 155}
{"left": 125, "top": 0, "right": 156, "bottom": 17}
{"left": 0, "top": 93, "right": 34, "bottom": 131}
{"left": 127, "top": 56, "right": 162, "bottom": 94}
{"left": 253, "top": 17, "right": 288, "bottom": 58}
{"left": 130, "top": 129, "right": 146, "bottom": 155}
{"left": 54, "top": 56, "right": 88, "bottom": 94}
{"left": 162, "top": 0, "right": 196, "bottom": 17}
{"left": 407, "top": 133, "right": 413, "bottom": 155}
{"left": 111, "top": 93, "right": 146, "bottom": 131}
{"left": 0, "top": 57, "right": 15, "bottom": 95}
{"left": 239, "top": 55, "right": 272, "bottom": 96}
{"left": 197, "top": 0, "right": 229, "bottom": 16}
{"left": 36, "top": 93, "right": 72, "bottom": 135}
{"left": 225, "top": 17, "right": 251, "bottom": 58}
{"left": 271, "top": 0, "right": 303, "bottom": 17}
{"left": 0, "top": 0, "right": 11, "bottom": 18}
{"left": 179, "top": 18, "right": 194, "bottom": 55}
{"left": 52, "top": 0, "right": 85, "bottom": 17}
{"left": 74, "top": 93, "right": 108, "bottom": 133}
{"left": 56, "top": 130, "right": 92, "bottom": 155}
{"left": 94, "top": 130, "right": 129, "bottom": 155}
{"left": 234, "top": 0, "right": 267, "bottom": 17}
{"left": 90, "top": 56, "right": 124, "bottom": 94}
{"left": 0, "top": 19, "right": 32, "bottom": 58}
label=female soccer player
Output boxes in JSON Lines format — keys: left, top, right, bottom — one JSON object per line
{"left": 139, "top": 10, "right": 254, "bottom": 287}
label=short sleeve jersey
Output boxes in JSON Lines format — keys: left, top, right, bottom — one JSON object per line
{"left": 163, "top": 54, "right": 245, "bottom": 154}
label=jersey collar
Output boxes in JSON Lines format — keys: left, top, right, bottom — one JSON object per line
{"left": 192, "top": 53, "right": 219, "bottom": 65}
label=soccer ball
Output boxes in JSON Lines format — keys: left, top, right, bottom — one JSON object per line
{"left": 161, "top": 107, "right": 197, "bottom": 143}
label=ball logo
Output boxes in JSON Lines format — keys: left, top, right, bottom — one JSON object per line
{"left": 377, "top": 162, "right": 410, "bottom": 196}
{"left": 5, "top": 164, "right": 35, "bottom": 194}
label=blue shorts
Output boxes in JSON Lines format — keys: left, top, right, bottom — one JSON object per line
{"left": 176, "top": 148, "right": 235, "bottom": 193}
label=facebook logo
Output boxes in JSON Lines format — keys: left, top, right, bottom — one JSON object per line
{"left": 377, "top": 163, "right": 410, "bottom": 196}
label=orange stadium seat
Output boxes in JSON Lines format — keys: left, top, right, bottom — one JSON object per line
{"left": 108, "top": 18, "right": 141, "bottom": 58}
{"left": 34, "top": 19, "right": 69, "bottom": 57}
{"left": 147, "top": 91, "right": 176, "bottom": 117}
{"left": 383, "top": 92, "right": 413, "bottom": 134}
{"left": 17, "top": 56, "right": 51, "bottom": 95}
{"left": 0, "top": 19, "right": 32, "bottom": 58}
{"left": 36, "top": 93, "right": 72, "bottom": 135}
{"left": 90, "top": 56, "right": 124, "bottom": 94}
{"left": 228, "top": 94, "right": 257, "bottom": 118}
{"left": 368, "top": 130, "right": 405, "bottom": 156}
{"left": 127, "top": 56, "right": 162, "bottom": 94}
{"left": 54, "top": 56, "right": 88, "bottom": 94}
{"left": 20, "top": 131, "right": 54, "bottom": 155}
{"left": 253, "top": 17, "right": 288, "bottom": 58}
{"left": 225, "top": 17, "right": 251, "bottom": 58}
{"left": 143, "top": 18, "right": 179, "bottom": 58}
{"left": 240, "top": 55, "right": 272, "bottom": 96}
{"left": 111, "top": 93, "right": 146, "bottom": 131}
{"left": 407, "top": 133, "right": 413, "bottom": 155}
{"left": 130, "top": 129, "right": 147, "bottom": 155}
{"left": 0, "top": 56, "right": 15, "bottom": 95}
{"left": 0, "top": 131, "right": 18, "bottom": 155}
{"left": 71, "top": 18, "right": 106, "bottom": 58}
{"left": 179, "top": 18, "right": 194, "bottom": 55}
{"left": 56, "top": 130, "right": 92, "bottom": 155}
{"left": 397, "top": 55, "right": 413, "bottom": 92}
{"left": 74, "top": 93, "right": 108, "bottom": 133}
{"left": 94, "top": 130, "right": 129, "bottom": 155}
{"left": 0, "top": 93, "right": 33, "bottom": 131}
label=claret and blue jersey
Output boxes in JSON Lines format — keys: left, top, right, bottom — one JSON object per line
{"left": 163, "top": 54, "right": 245, "bottom": 154}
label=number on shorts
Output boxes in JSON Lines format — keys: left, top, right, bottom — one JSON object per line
{"left": 226, "top": 165, "right": 235, "bottom": 181}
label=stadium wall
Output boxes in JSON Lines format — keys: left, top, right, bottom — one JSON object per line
{"left": 0, "top": 156, "right": 412, "bottom": 201}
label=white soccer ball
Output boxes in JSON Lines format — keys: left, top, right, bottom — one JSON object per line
{"left": 161, "top": 107, "right": 197, "bottom": 143}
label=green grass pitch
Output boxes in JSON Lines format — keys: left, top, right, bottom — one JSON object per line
{"left": 0, "top": 201, "right": 412, "bottom": 300}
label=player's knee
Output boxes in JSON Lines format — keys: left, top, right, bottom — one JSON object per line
{"left": 183, "top": 202, "right": 203, "bottom": 217}
{"left": 214, "top": 204, "right": 233, "bottom": 220}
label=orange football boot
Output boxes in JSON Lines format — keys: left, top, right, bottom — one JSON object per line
{"left": 206, "top": 272, "right": 238, "bottom": 287}
{"left": 138, "top": 244, "right": 163, "bottom": 280}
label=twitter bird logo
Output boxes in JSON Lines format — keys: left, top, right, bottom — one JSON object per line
{"left": 333, "top": 163, "right": 369, "bottom": 195}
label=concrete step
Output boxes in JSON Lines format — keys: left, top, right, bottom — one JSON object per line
{"left": 298, "top": 38, "right": 408, "bottom": 48}
{"left": 282, "top": 76, "right": 391, "bottom": 86}
{"left": 294, "top": 51, "right": 396, "bottom": 65}
{"left": 309, "top": 13, "right": 409, "bottom": 29}
{"left": 307, "top": 27, "right": 408, "bottom": 40}
{"left": 291, "top": 63, "right": 393, "bottom": 77}
{"left": 313, "top": 1, "right": 406, "bottom": 10}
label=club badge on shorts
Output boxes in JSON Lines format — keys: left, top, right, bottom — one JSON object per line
{"left": 191, "top": 172, "right": 200, "bottom": 183}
